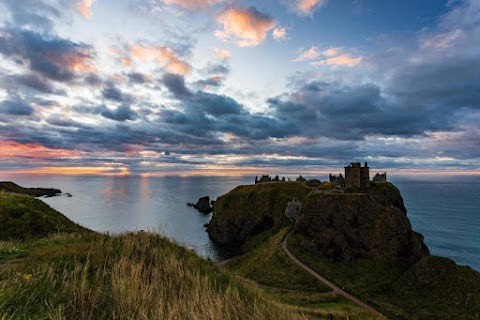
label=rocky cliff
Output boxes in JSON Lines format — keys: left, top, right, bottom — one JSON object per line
{"left": 207, "top": 182, "right": 311, "bottom": 247}
{"left": 294, "top": 191, "right": 429, "bottom": 265}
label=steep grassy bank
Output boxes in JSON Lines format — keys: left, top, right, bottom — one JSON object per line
{"left": 288, "top": 233, "right": 480, "bottom": 320}
{"left": 0, "top": 232, "right": 315, "bottom": 320}
{"left": 225, "top": 228, "right": 382, "bottom": 320}
{"left": 0, "top": 192, "right": 88, "bottom": 241}
{"left": 0, "top": 185, "right": 316, "bottom": 319}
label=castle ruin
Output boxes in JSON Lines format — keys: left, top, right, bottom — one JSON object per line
{"left": 344, "top": 162, "right": 370, "bottom": 189}
{"left": 373, "top": 172, "right": 387, "bottom": 182}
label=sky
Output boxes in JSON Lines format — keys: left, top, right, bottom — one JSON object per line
{"left": 0, "top": 0, "right": 479, "bottom": 176}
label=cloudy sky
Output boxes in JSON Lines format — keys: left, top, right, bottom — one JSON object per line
{"left": 0, "top": 0, "right": 479, "bottom": 176}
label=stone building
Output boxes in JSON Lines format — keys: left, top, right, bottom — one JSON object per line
{"left": 329, "top": 173, "right": 345, "bottom": 187}
{"left": 296, "top": 175, "right": 306, "bottom": 182}
{"left": 285, "top": 198, "right": 302, "bottom": 220}
{"left": 344, "top": 162, "right": 370, "bottom": 189}
{"left": 373, "top": 172, "right": 387, "bottom": 182}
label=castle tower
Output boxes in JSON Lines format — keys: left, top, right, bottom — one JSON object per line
{"left": 344, "top": 162, "right": 370, "bottom": 189}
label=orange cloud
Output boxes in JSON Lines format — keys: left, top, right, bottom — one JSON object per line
{"left": 295, "top": 0, "right": 327, "bottom": 16}
{"left": 295, "top": 46, "right": 320, "bottom": 61}
{"left": 165, "top": 59, "right": 192, "bottom": 74}
{"left": 313, "top": 53, "right": 363, "bottom": 67}
{"left": 1, "top": 166, "right": 130, "bottom": 176}
{"left": 128, "top": 45, "right": 191, "bottom": 74}
{"left": 120, "top": 57, "right": 134, "bottom": 67}
{"left": 213, "top": 48, "right": 231, "bottom": 59}
{"left": 67, "top": 54, "right": 97, "bottom": 73}
{"left": 76, "top": 0, "right": 97, "bottom": 18}
{"left": 160, "top": 0, "right": 224, "bottom": 9}
{"left": 322, "top": 47, "right": 341, "bottom": 57}
{"left": 325, "top": 54, "right": 362, "bottom": 67}
{"left": 215, "top": 7, "right": 276, "bottom": 47}
{"left": 0, "top": 141, "right": 80, "bottom": 160}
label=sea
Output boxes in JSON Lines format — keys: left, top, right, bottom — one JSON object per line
{"left": 1, "top": 174, "right": 479, "bottom": 271}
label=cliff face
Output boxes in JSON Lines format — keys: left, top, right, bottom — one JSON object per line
{"left": 295, "top": 186, "right": 429, "bottom": 265}
{"left": 207, "top": 182, "right": 311, "bottom": 247}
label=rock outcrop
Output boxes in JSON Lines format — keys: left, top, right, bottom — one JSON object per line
{"left": 294, "top": 185, "right": 429, "bottom": 265}
{"left": 207, "top": 182, "right": 311, "bottom": 247}
{"left": 188, "top": 196, "right": 213, "bottom": 214}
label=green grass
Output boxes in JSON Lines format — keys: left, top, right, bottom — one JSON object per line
{"left": 0, "top": 232, "right": 319, "bottom": 320}
{"left": 225, "top": 228, "right": 383, "bottom": 320}
{"left": 0, "top": 181, "right": 61, "bottom": 197}
{"left": 288, "top": 233, "right": 480, "bottom": 320}
{"left": 0, "top": 187, "right": 361, "bottom": 320}
{"left": 0, "top": 192, "right": 89, "bottom": 241}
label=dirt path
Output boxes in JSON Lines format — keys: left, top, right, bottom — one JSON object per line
{"left": 281, "top": 232, "right": 385, "bottom": 318}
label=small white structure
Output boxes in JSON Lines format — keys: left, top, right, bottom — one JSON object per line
{"left": 285, "top": 198, "right": 302, "bottom": 219}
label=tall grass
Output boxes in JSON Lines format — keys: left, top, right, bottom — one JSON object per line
{"left": 0, "top": 232, "right": 311, "bottom": 319}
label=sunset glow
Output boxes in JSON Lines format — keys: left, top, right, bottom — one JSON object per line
{"left": 0, "top": 0, "right": 478, "bottom": 176}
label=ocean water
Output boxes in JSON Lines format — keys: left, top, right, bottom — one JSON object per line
{"left": 1, "top": 174, "right": 479, "bottom": 270}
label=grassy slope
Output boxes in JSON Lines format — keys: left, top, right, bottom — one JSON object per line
{"left": 0, "top": 192, "right": 88, "bottom": 241}
{"left": 225, "top": 228, "right": 382, "bottom": 320}
{"left": 0, "top": 181, "right": 61, "bottom": 197}
{"left": 0, "top": 187, "right": 315, "bottom": 319}
{"left": 288, "top": 233, "right": 480, "bottom": 320}
{"left": 0, "top": 232, "right": 316, "bottom": 320}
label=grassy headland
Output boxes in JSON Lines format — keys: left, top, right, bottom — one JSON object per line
{"left": 0, "top": 192, "right": 88, "bottom": 241}
{"left": 209, "top": 181, "right": 480, "bottom": 320}
{"left": 0, "top": 184, "right": 337, "bottom": 319}
{"left": 0, "top": 181, "right": 61, "bottom": 198}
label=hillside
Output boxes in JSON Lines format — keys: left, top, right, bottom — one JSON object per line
{"left": 207, "top": 182, "right": 311, "bottom": 248}
{"left": 0, "top": 186, "right": 317, "bottom": 319}
{"left": 209, "top": 181, "right": 480, "bottom": 319}
{"left": 0, "top": 181, "right": 61, "bottom": 197}
{"left": 0, "top": 192, "right": 88, "bottom": 241}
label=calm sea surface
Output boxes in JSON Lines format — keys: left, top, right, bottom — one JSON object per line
{"left": 2, "top": 174, "right": 479, "bottom": 270}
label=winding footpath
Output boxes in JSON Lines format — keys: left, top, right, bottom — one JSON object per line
{"left": 281, "top": 232, "right": 385, "bottom": 318}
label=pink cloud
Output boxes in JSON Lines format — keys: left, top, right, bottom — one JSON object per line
{"left": 313, "top": 53, "right": 363, "bottom": 67}
{"left": 76, "top": 0, "right": 97, "bottom": 18}
{"left": 294, "top": 46, "right": 320, "bottom": 61}
{"left": 213, "top": 48, "right": 231, "bottom": 59}
{"left": 294, "top": 0, "right": 327, "bottom": 16}
{"left": 128, "top": 45, "right": 191, "bottom": 74}
{"left": 215, "top": 7, "right": 276, "bottom": 47}
{"left": 160, "top": 0, "right": 224, "bottom": 9}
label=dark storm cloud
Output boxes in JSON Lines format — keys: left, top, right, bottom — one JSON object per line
{"left": 195, "top": 92, "right": 245, "bottom": 116}
{"left": 0, "top": 29, "right": 93, "bottom": 82}
{"left": 126, "top": 72, "right": 150, "bottom": 84}
{"left": 160, "top": 73, "right": 299, "bottom": 141}
{"left": 193, "top": 77, "right": 223, "bottom": 89}
{"left": 84, "top": 73, "right": 103, "bottom": 86}
{"left": 102, "top": 85, "right": 133, "bottom": 102}
{"left": 162, "top": 73, "right": 192, "bottom": 99}
{"left": 0, "top": 97, "right": 34, "bottom": 116}
{"left": 206, "top": 64, "right": 230, "bottom": 75}
{"left": 100, "top": 105, "right": 137, "bottom": 122}
{"left": 46, "top": 117, "right": 91, "bottom": 129}
{"left": 14, "top": 74, "right": 58, "bottom": 94}
{"left": 268, "top": 74, "right": 466, "bottom": 141}
{"left": 389, "top": 55, "right": 480, "bottom": 109}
